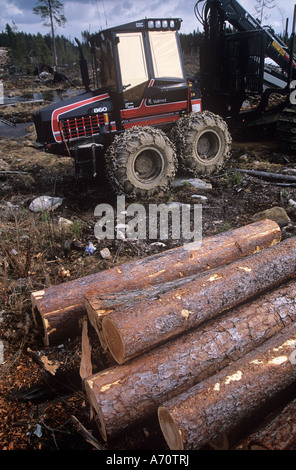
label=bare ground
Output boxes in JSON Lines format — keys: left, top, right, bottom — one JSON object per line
{"left": 1, "top": 76, "right": 296, "bottom": 451}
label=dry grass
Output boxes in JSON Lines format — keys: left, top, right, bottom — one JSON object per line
{"left": 0, "top": 205, "right": 86, "bottom": 314}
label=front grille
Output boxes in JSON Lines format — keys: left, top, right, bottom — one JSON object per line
{"left": 59, "top": 114, "right": 107, "bottom": 141}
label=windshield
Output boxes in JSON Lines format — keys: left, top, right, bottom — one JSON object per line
{"left": 149, "top": 31, "right": 184, "bottom": 79}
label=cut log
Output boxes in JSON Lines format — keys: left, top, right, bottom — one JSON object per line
{"left": 158, "top": 322, "right": 296, "bottom": 450}
{"left": 84, "top": 279, "right": 296, "bottom": 441}
{"left": 101, "top": 237, "right": 296, "bottom": 364}
{"left": 31, "top": 219, "right": 281, "bottom": 345}
{"left": 86, "top": 273, "right": 207, "bottom": 349}
{"left": 236, "top": 398, "right": 296, "bottom": 450}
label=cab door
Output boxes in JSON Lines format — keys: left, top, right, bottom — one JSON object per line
{"left": 117, "top": 30, "right": 191, "bottom": 129}
{"left": 116, "top": 32, "right": 150, "bottom": 114}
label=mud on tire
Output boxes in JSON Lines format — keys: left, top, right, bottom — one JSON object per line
{"left": 171, "top": 111, "right": 232, "bottom": 176}
{"left": 105, "top": 126, "right": 177, "bottom": 197}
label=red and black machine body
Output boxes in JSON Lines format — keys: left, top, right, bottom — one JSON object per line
{"left": 33, "top": 18, "right": 201, "bottom": 176}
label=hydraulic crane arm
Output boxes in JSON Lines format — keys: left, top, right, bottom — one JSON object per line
{"left": 195, "top": 0, "right": 296, "bottom": 76}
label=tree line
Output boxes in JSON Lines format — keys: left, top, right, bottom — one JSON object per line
{"left": 0, "top": 24, "right": 202, "bottom": 76}
{"left": 0, "top": 24, "right": 83, "bottom": 74}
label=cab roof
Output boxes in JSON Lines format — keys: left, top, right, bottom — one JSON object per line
{"left": 91, "top": 18, "right": 182, "bottom": 46}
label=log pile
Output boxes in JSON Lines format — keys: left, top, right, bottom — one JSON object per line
{"left": 84, "top": 279, "right": 296, "bottom": 441}
{"left": 31, "top": 219, "right": 280, "bottom": 346}
{"left": 29, "top": 219, "right": 296, "bottom": 450}
{"left": 158, "top": 322, "right": 296, "bottom": 450}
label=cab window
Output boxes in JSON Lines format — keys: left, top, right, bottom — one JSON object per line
{"left": 149, "top": 31, "right": 184, "bottom": 79}
{"left": 116, "top": 32, "right": 148, "bottom": 91}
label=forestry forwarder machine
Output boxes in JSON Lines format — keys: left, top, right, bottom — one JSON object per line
{"left": 32, "top": 0, "right": 296, "bottom": 198}
{"left": 32, "top": 15, "right": 232, "bottom": 198}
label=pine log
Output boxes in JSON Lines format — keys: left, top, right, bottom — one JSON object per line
{"left": 101, "top": 237, "right": 296, "bottom": 364}
{"left": 86, "top": 273, "right": 206, "bottom": 349}
{"left": 236, "top": 398, "right": 296, "bottom": 450}
{"left": 31, "top": 219, "right": 281, "bottom": 345}
{"left": 158, "top": 322, "right": 296, "bottom": 450}
{"left": 84, "top": 279, "right": 296, "bottom": 441}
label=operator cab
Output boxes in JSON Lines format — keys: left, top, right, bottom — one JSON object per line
{"left": 90, "top": 18, "right": 196, "bottom": 130}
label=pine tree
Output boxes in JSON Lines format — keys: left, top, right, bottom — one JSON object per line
{"left": 33, "top": 0, "right": 66, "bottom": 70}
{"left": 254, "top": 0, "right": 277, "bottom": 24}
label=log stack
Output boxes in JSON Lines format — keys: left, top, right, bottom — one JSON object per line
{"left": 84, "top": 279, "right": 296, "bottom": 441}
{"left": 31, "top": 219, "right": 280, "bottom": 346}
{"left": 98, "top": 236, "right": 296, "bottom": 364}
{"left": 157, "top": 322, "right": 296, "bottom": 450}
{"left": 29, "top": 219, "right": 296, "bottom": 450}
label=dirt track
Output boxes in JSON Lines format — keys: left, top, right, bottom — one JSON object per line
{"left": 1, "top": 76, "right": 296, "bottom": 451}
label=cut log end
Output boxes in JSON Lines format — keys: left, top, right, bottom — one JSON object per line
{"left": 158, "top": 406, "right": 183, "bottom": 450}
{"left": 102, "top": 316, "right": 125, "bottom": 364}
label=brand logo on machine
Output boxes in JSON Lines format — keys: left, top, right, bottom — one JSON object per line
{"left": 125, "top": 102, "right": 135, "bottom": 109}
{"left": 93, "top": 106, "right": 108, "bottom": 113}
{"left": 147, "top": 98, "right": 167, "bottom": 105}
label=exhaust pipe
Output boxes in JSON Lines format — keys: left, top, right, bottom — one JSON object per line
{"left": 75, "top": 37, "right": 91, "bottom": 92}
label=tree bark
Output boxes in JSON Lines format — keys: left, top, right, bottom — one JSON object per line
{"left": 101, "top": 236, "right": 296, "bottom": 364}
{"left": 86, "top": 274, "right": 207, "bottom": 349}
{"left": 236, "top": 398, "right": 296, "bottom": 450}
{"left": 31, "top": 219, "right": 281, "bottom": 345}
{"left": 158, "top": 322, "right": 296, "bottom": 450}
{"left": 84, "top": 279, "right": 296, "bottom": 441}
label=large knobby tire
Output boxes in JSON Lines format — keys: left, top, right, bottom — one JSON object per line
{"left": 105, "top": 127, "right": 177, "bottom": 197}
{"left": 172, "top": 111, "right": 232, "bottom": 176}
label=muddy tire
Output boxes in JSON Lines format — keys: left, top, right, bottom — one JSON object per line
{"left": 105, "top": 127, "right": 177, "bottom": 197}
{"left": 172, "top": 111, "right": 232, "bottom": 176}
{"left": 277, "top": 104, "right": 296, "bottom": 154}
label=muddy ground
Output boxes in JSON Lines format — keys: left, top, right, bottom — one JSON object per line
{"left": 1, "top": 75, "right": 296, "bottom": 452}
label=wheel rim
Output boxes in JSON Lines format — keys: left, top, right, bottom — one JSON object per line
{"left": 133, "top": 147, "right": 164, "bottom": 184}
{"left": 196, "top": 130, "right": 221, "bottom": 162}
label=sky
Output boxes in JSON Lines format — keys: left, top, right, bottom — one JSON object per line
{"left": 1, "top": 0, "right": 296, "bottom": 42}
